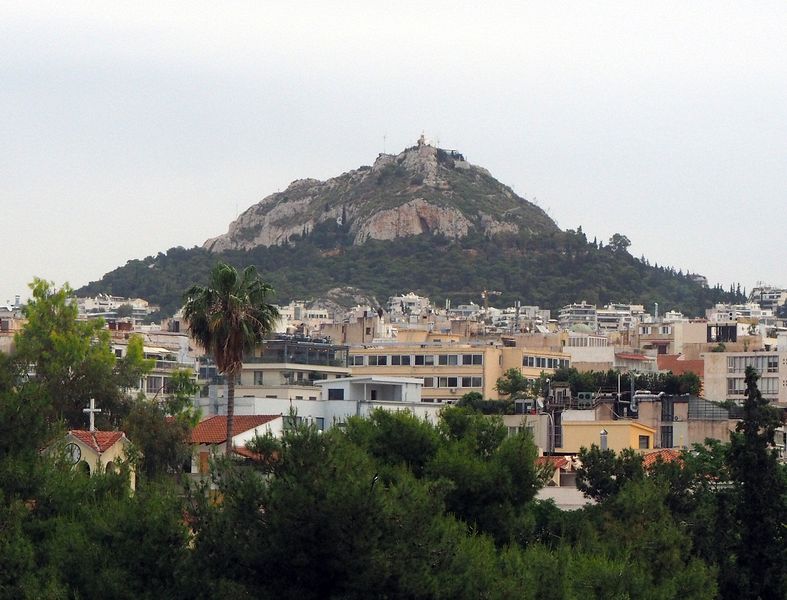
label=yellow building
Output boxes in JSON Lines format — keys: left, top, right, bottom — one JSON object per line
{"left": 557, "top": 420, "right": 655, "bottom": 454}
{"left": 349, "top": 344, "right": 570, "bottom": 404}
{"left": 64, "top": 430, "right": 136, "bottom": 490}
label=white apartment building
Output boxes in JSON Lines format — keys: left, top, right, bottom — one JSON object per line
{"left": 558, "top": 302, "right": 597, "bottom": 331}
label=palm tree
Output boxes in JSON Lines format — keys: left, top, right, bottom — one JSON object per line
{"left": 183, "top": 263, "right": 279, "bottom": 454}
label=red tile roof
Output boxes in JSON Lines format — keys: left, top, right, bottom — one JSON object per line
{"left": 69, "top": 430, "right": 126, "bottom": 454}
{"left": 643, "top": 448, "right": 683, "bottom": 469}
{"left": 190, "top": 415, "right": 280, "bottom": 444}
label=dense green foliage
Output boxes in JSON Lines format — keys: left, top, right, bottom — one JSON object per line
{"left": 14, "top": 279, "right": 155, "bottom": 429}
{"left": 546, "top": 366, "right": 702, "bottom": 397}
{"left": 77, "top": 226, "right": 744, "bottom": 317}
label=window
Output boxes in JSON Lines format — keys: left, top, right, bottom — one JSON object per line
{"left": 284, "top": 415, "right": 303, "bottom": 430}
{"left": 422, "top": 377, "right": 434, "bottom": 388}
{"left": 415, "top": 354, "right": 434, "bottom": 366}
{"left": 254, "top": 371, "right": 264, "bottom": 385}
{"left": 400, "top": 355, "right": 411, "bottom": 365}
{"left": 349, "top": 355, "right": 365, "bottom": 366}
{"left": 447, "top": 377, "right": 458, "bottom": 388}
{"left": 391, "top": 355, "right": 401, "bottom": 365}
{"left": 438, "top": 354, "right": 458, "bottom": 366}
{"left": 315, "top": 417, "right": 325, "bottom": 431}
{"left": 638, "top": 435, "right": 650, "bottom": 449}
{"left": 661, "top": 398, "right": 674, "bottom": 421}
{"left": 660, "top": 426, "right": 673, "bottom": 448}
{"left": 146, "top": 376, "right": 162, "bottom": 394}
{"left": 327, "top": 388, "right": 344, "bottom": 400}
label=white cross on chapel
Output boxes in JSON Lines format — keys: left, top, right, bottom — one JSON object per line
{"left": 83, "top": 398, "right": 101, "bottom": 432}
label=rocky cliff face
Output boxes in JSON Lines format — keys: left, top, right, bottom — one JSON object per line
{"left": 204, "top": 138, "right": 557, "bottom": 252}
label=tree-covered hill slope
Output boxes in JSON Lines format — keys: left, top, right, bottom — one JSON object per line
{"left": 76, "top": 224, "right": 741, "bottom": 317}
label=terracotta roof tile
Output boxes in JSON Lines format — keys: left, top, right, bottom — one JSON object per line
{"left": 69, "top": 430, "right": 125, "bottom": 454}
{"left": 643, "top": 448, "right": 683, "bottom": 469}
{"left": 191, "top": 415, "right": 280, "bottom": 444}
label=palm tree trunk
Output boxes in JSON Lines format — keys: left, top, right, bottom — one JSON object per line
{"left": 225, "top": 372, "right": 235, "bottom": 456}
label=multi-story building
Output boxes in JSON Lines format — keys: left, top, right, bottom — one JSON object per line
{"left": 702, "top": 350, "right": 787, "bottom": 406}
{"left": 76, "top": 294, "right": 160, "bottom": 324}
{"left": 706, "top": 303, "right": 774, "bottom": 322}
{"left": 558, "top": 302, "right": 597, "bottom": 331}
{"left": 596, "top": 304, "right": 646, "bottom": 333}
{"left": 349, "top": 343, "right": 570, "bottom": 404}
{"left": 749, "top": 285, "right": 787, "bottom": 314}
{"left": 196, "top": 335, "right": 352, "bottom": 415}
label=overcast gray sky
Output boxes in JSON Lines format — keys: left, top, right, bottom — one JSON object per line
{"left": 2, "top": 1, "right": 785, "bottom": 305}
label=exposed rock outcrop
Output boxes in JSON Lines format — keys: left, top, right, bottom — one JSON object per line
{"left": 204, "top": 138, "right": 557, "bottom": 252}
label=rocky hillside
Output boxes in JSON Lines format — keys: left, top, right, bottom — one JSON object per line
{"left": 204, "top": 137, "right": 558, "bottom": 252}
{"left": 77, "top": 138, "right": 746, "bottom": 318}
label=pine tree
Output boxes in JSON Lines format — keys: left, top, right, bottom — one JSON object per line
{"left": 726, "top": 366, "right": 786, "bottom": 599}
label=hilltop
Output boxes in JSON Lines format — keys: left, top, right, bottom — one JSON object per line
{"left": 204, "top": 136, "right": 558, "bottom": 252}
{"left": 77, "top": 140, "right": 742, "bottom": 316}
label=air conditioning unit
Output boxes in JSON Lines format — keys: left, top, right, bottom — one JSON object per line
{"left": 449, "top": 388, "right": 457, "bottom": 393}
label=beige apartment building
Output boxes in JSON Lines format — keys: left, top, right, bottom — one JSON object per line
{"left": 349, "top": 343, "right": 570, "bottom": 404}
{"left": 702, "top": 350, "right": 787, "bottom": 406}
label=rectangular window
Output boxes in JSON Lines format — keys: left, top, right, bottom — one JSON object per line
{"left": 461, "top": 377, "right": 472, "bottom": 387}
{"left": 472, "top": 376, "right": 482, "bottom": 387}
{"left": 447, "top": 377, "right": 458, "bottom": 388}
{"left": 438, "top": 377, "right": 448, "bottom": 388}
{"left": 327, "top": 388, "right": 344, "bottom": 400}
{"left": 438, "top": 355, "right": 458, "bottom": 366}
{"left": 661, "top": 398, "right": 674, "bottom": 421}
{"left": 462, "top": 354, "right": 474, "bottom": 365}
{"left": 315, "top": 417, "right": 325, "bottom": 431}
{"left": 660, "top": 426, "right": 674, "bottom": 448}
{"left": 391, "top": 355, "right": 401, "bottom": 365}
{"left": 638, "top": 435, "right": 650, "bottom": 449}
{"left": 422, "top": 377, "right": 434, "bottom": 388}
{"left": 401, "top": 355, "right": 411, "bottom": 366}
{"left": 349, "top": 355, "right": 365, "bottom": 366}
{"left": 424, "top": 355, "right": 434, "bottom": 366}
{"left": 415, "top": 355, "right": 425, "bottom": 365}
